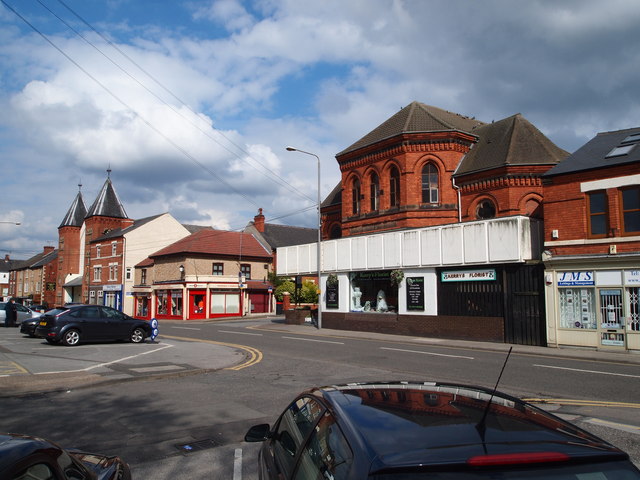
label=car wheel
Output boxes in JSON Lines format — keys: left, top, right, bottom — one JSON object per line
{"left": 45, "top": 338, "right": 59, "bottom": 344}
{"left": 130, "top": 327, "right": 146, "bottom": 344}
{"left": 61, "top": 329, "right": 80, "bottom": 346}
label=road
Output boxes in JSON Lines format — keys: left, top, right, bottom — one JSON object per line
{"left": 0, "top": 316, "right": 639, "bottom": 478}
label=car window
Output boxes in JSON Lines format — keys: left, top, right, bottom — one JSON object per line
{"left": 294, "top": 411, "right": 353, "bottom": 480}
{"left": 99, "top": 307, "right": 124, "bottom": 320}
{"left": 16, "top": 304, "right": 29, "bottom": 312}
{"left": 77, "top": 307, "right": 101, "bottom": 319}
{"left": 14, "top": 462, "right": 55, "bottom": 480}
{"left": 273, "top": 396, "right": 326, "bottom": 478}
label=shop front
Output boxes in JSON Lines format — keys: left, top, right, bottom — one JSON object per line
{"left": 133, "top": 291, "right": 152, "bottom": 320}
{"left": 545, "top": 264, "right": 640, "bottom": 352}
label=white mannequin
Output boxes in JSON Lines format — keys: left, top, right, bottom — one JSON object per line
{"left": 352, "top": 287, "right": 363, "bottom": 311}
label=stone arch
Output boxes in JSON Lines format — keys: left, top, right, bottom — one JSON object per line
{"left": 469, "top": 194, "right": 499, "bottom": 220}
{"left": 519, "top": 193, "right": 543, "bottom": 218}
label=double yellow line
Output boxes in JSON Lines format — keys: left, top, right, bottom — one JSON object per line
{"left": 161, "top": 335, "right": 262, "bottom": 370}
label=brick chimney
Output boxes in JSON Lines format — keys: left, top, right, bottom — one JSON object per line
{"left": 254, "top": 208, "right": 265, "bottom": 233}
{"left": 44, "top": 246, "right": 55, "bottom": 255}
{"left": 4, "top": 254, "right": 9, "bottom": 262}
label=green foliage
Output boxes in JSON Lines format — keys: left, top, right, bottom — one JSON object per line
{"left": 274, "top": 279, "right": 318, "bottom": 304}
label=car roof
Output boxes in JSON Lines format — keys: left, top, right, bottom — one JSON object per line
{"left": 312, "top": 382, "right": 629, "bottom": 474}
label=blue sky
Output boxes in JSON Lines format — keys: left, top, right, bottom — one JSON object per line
{"left": 1, "top": 0, "right": 640, "bottom": 258}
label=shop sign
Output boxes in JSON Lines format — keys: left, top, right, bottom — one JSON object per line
{"left": 352, "top": 271, "right": 391, "bottom": 281}
{"left": 406, "top": 277, "right": 425, "bottom": 311}
{"left": 624, "top": 270, "right": 640, "bottom": 285}
{"left": 326, "top": 286, "right": 339, "bottom": 309}
{"left": 103, "top": 284, "right": 122, "bottom": 291}
{"left": 187, "top": 283, "right": 207, "bottom": 288}
{"left": 558, "top": 271, "right": 594, "bottom": 286}
{"left": 441, "top": 269, "right": 496, "bottom": 282}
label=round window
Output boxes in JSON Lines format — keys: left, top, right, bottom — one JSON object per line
{"left": 476, "top": 199, "right": 496, "bottom": 219}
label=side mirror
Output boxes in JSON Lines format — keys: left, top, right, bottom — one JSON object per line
{"left": 244, "top": 424, "right": 271, "bottom": 442}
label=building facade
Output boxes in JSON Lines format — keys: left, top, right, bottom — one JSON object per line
{"left": 543, "top": 127, "right": 640, "bottom": 352}
{"left": 282, "top": 101, "right": 568, "bottom": 346}
{"left": 132, "top": 228, "right": 274, "bottom": 320}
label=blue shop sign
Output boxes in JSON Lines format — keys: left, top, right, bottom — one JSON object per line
{"left": 558, "top": 271, "right": 594, "bottom": 286}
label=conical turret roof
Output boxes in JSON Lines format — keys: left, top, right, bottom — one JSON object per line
{"left": 86, "top": 176, "right": 128, "bottom": 219}
{"left": 59, "top": 190, "right": 87, "bottom": 228}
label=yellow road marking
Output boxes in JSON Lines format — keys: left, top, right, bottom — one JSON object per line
{"left": 160, "top": 335, "right": 262, "bottom": 371}
{"left": 524, "top": 398, "right": 640, "bottom": 409}
{"left": 0, "top": 361, "right": 29, "bottom": 375}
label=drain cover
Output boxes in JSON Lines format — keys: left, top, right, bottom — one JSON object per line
{"left": 176, "top": 438, "right": 218, "bottom": 453}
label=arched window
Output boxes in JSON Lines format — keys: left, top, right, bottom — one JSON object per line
{"left": 389, "top": 166, "right": 400, "bottom": 207}
{"left": 421, "top": 164, "right": 439, "bottom": 204}
{"left": 476, "top": 199, "right": 497, "bottom": 219}
{"left": 352, "top": 178, "right": 361, "bottom": 215}
{"left": 329, "top": 224, "right": 342, "bottom": 239}
{"left": 370, "top": 172, "right": 380, "bottom": 211}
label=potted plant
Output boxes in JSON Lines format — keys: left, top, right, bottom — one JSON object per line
{"left": 390, "top": 269, "right": 404, "bottom": 287}
{"left": 327, "top": 273, "right": 339, "bottom": 288}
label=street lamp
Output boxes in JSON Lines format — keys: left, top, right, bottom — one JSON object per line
{"left": 286, "top": 146, "right": 322, "bottom": 329}
{"left": 0, "top": 221, "right": 21, "bottom": 225}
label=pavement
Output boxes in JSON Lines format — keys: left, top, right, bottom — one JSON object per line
{"left": 1, "top": 316, "right": 640, "bottom": 398}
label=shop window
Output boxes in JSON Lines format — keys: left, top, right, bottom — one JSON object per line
{"left": 241, "top": 264, "right": 251, "bottom": 280}
{"left": 389, "top": 166, "right": 400, "bottom": 207}
{"left": 170, "top": 290, "right": 183, "bottom": 316}
{"left": 627, "top": 287, "right": 639, "bottom": 331}
{"left": 621, "top": 186, "right": 640, "bottom": 235}
{"left": 212, "top": 263, "right": 224, "bottom": 275}
{"left": 157, "top": 291, "right": 167, "bottom": 315}
{"left": 421, "top": 163, "right": 439, "bottom": 204}
{"left": 352, "top": 178, "right": 361, "bottom": 215}
{"left": 369, "top": 172, "right": 380, "bottom": 211}
{"left": 211, "top": 293, "right": 240, "bottom": 314}
{"left": 349, "top": 271, "right": 398, "bottom": 313}
{"left": 136, "top": 296, "right": 149, "bottom": 317}
{"left": 559, "top": 288, "right": 596, "bottom": 329}
{"left": 600, "top": 289, "right": 623, "bottom": 328}
{"left": 587, "top": 191, "right": 608, "bottom": 237}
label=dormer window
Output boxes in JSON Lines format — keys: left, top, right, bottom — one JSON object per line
{"left": 606, "top": 144, "right": 635, "bottom": 158}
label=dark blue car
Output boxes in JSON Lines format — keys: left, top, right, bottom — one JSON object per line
{"left": 35, "top": 304, "right": 152, "bottom": 346}
{"left": 245, "top": 381, "right": 640, "bottom": 479}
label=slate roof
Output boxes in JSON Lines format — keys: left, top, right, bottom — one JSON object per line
{"left": 321, "top": 183, "right": 342, "bottom": 208}
{"left": 338, "top": 101, "right": 486, "bottom": 156}
{"left": 544, "top": 127, "right": 640, "bottom": 177}
{"left": 149, "top": 229, "right": 271, "bottom": 258}
{"left": 93, "top": 214, "right": 165, "bottom": 241}
{"left": 455, "top": 114, "right": 568, "bottom": 176}
{"left": 59, "top": 191, "right": 87, "bottom": 228}
{"left": 259, "top": 224, "right": 318, "bottom": 249}
{"left": 11, "top": 249, "right": 57, "bottom": 271}
{"left": 31, "top": 249, "right": 58, "bottom": 268}
{"left": 86, "top": 177, "right": 128, "bottom": 219}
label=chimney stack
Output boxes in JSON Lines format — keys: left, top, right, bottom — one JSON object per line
{"left": 254, "top": 208, "right": 265, "bottom": 233}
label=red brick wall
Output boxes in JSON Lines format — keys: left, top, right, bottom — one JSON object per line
{"left": 544, "top": 164, "right": 640, "bottom": 256}
{"left": 56, "top": 226, "right": 82, "bottom": 306}
{"left": 322, "top": 312, "right": 504, "bottom": 342}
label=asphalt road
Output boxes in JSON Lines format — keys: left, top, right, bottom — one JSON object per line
{"left": 1, "top": 317, "right": 639, "bottom": 478}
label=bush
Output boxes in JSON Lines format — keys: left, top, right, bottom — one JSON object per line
{"left": 274, "top": 279, "right": 318, "bottom": 304}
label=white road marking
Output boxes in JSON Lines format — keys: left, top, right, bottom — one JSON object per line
{"left": 381, "top": 347, "right": 474, "bottom": 359}
{"left": 34, "top": 344, "right": 174, "bottom": 374}
{"left": 233, "top": 448, "right": 243, "bottom": 480}
{"left": 534, "top": 364, "right": 640, "bottom": 379}
{"left": 218, "top": 330, "right": 263, "bottom": 336}
{"left": 282, "top": 336, "right": 345, "bottom": 345}
{"left": 168, "top": 326, "right": 201, "bottom": 330}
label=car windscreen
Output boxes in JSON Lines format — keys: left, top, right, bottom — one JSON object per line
{"left": 373, "top": 460, "right": 640, "bottom": 479}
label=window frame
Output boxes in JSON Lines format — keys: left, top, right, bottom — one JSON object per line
{"left": 389, "top": 165, "right": 400, "bottom": 208}
{"left": 369, "top": 171, "right": 380, "bottom": 212}
{"left": 240, "top": 264, "right": 251, "bottom": 280}
{"left": 93, "top": 266, "right": 102, "bottom": 282}
{"left": 587, "top": 190, "right": 609, "bottom": 238}
{"left": 212, "top": 263, "right": 224, "bottom": 275}
{"left": 620, "top": 186, "right": 640, "bottom": 235}
{"left": 421, "top": 163, "right": 439, "bottom": 204}
{"left": 351, "top": 178, "right": 361, "bottom": 215}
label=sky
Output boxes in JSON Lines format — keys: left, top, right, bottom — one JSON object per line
{"left": 1, "top": 0, "right": 639, "bottom": 259}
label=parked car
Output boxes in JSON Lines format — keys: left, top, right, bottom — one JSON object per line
{"left": 29, "top": 304, "right": 49, "bottom": 313}
{"left": 0, "top": 302, "right": 40, "bottom": 327}
{"left": 20, "top": 317, "right": 42, "bottom": 337}
{"left": 0, "top": 432, "right": 131, "bottom": 479}
{"left": 35, "top": 304, "right": 152, "bottom": 346}
{"left": 245, "top": 381, "right": 640, "bottom": 479}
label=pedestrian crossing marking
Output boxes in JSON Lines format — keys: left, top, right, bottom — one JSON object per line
{"left": 0, "top": 361, "right": 29, "bottom": 375}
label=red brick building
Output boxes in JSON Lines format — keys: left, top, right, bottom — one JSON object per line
{"left": 542, "top": 127, "right": 640, "bottom": 352}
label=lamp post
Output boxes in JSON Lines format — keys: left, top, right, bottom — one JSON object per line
{"left": 0, "top": 222, "right": 21, "bottom": 225}
{"left": 286, "top": 146, "right": 322, "bottom": 329}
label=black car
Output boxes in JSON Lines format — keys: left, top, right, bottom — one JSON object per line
{"left": 35, "top": 304, "right": 152, "bottom": 346}
{"left": 20, "top": 316, "right": 42, "bottom": 337}
{"left": 245, "top": 382, "right": 640, "bottom": 479}
{"left": 0, "top": 432, "right": 131, "bottom": 480}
